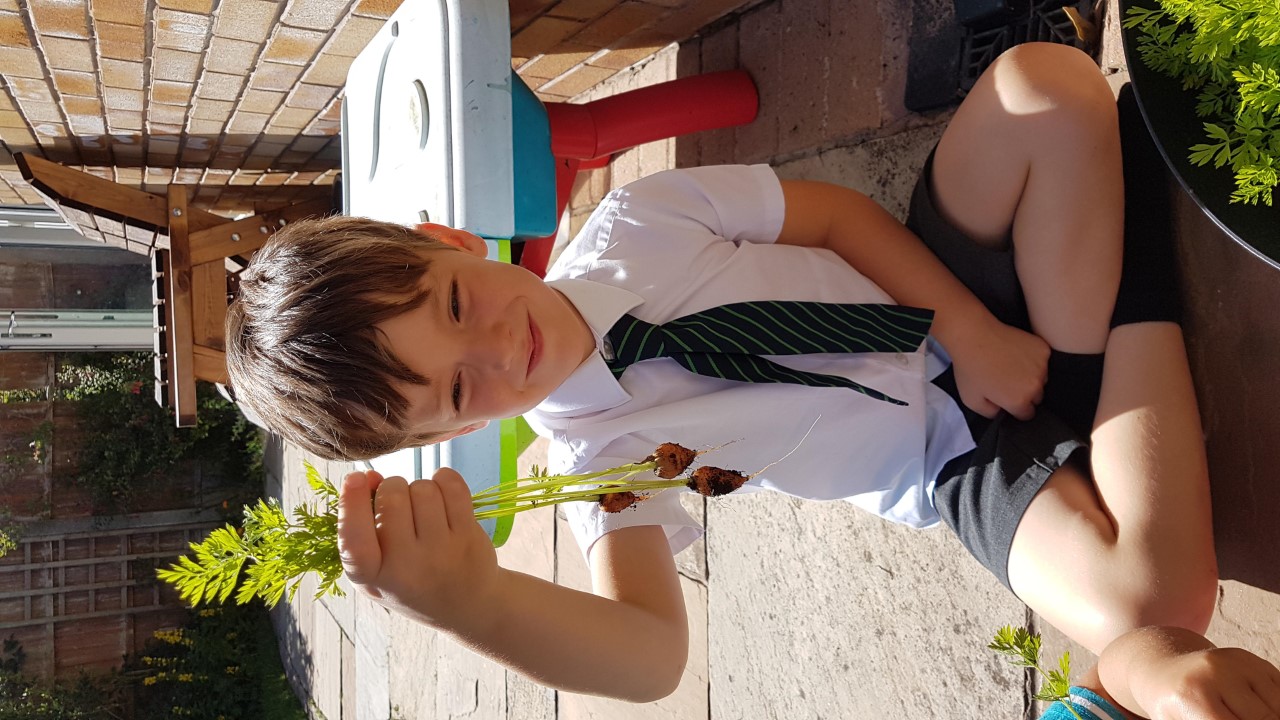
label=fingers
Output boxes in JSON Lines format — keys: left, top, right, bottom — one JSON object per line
{"left": 1007, "top": 398, "right": 1038, "bottom": 422}
{"left": 337, "top": 471, "right": 381, "bottom": 585}
{"left": 1252, "top": 664, "right": 1280, "bottom": 718}
{"left": 433, "top": 467, "right": 478, "bottom": 533}
{"left": 971, "top": 396, "right": 1000, "bottom": 419}
{"left": 1220, "top": 689, "right": 1275, "bottom": 720}
{"left": 372, "top": 474, "right": 417, "bottom": 551}
{"left": 408, "top": 477, "right": 449, "bottom": 545}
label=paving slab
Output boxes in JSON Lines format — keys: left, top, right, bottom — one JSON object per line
{"left": 342, "top": 634, "right": 358, "bottom": 720}
{"left": 434, "top": 636, "right": 507, "bottom": 720}
{"left": 354, "top": 592, "right": 392, "bottom": 720}
{"left": 771, "top": 119, "right": 948, "bottom": 220}
{"left": 311, "top": 599, "right": 345, "bottom": 720}
{"left": 386, "top": 610, "right": 440, "bottom": 720}
{"left": 706, "top": 491, "right": 1027, "bottom": 718}
{"left": 553, "top": 510, "right": 711, "bottom": 719}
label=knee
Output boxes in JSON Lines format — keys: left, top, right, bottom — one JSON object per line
{"left": 987, "top": 43, "right": 1116, "bottom": 130}
{"left": 1102, "top": 566, "right": 1219, "bottom": 642}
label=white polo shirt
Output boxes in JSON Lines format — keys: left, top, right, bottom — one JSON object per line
{"left": 523, "top": 165, "right": 975, "bottom": 560}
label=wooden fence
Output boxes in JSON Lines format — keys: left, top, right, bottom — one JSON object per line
{"left": 2, "top": 350, "right": 240, "bottom": 679}
{"left": 0, "top": 510, "right": 221, "bottom": 678}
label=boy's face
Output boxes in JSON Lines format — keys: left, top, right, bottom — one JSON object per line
{"left": 377, "top": 224, "right": 596, "bottom": 442}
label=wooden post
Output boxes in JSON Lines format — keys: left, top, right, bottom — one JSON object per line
{"left": 166, "top": 187, "right": 197, "bottom": 428}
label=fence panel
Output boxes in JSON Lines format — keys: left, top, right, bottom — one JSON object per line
{"left": 0, "top": 514, "right": 219, "bottom": 679}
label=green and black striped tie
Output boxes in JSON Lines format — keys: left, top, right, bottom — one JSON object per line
{"left": 604, "top": 301, "right": 934, "bottom": 406}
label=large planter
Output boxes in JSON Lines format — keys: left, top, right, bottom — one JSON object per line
{"left": 1122, "top": 0, "right": 1280, "bottom": 592}
{"left": 1120, "top": 0, "right": 1280, "bottom": 269}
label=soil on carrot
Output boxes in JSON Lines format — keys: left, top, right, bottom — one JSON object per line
{"left": 599, "top": 491, "right": 641, "bottom": 513}
{"left": 650, "top": 442, "right": 698, "bottom": 479}
{"left": 687, "top": 467, "right": 749, "bottom": 497}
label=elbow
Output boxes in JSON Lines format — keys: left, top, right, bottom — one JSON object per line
{"left": 615, "top": 624, "right": 689, "bottom": 703}
{"left": 622, "top": 654, "right": 686, "bottom": 703}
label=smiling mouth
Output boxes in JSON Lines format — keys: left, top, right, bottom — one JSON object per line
{"left": 527, "top": 314, "right": 541, "bottom": 379}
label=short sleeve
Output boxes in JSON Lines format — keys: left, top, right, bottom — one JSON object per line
{"left": 602, "top": 164, "right": 785, "bottom": 246}
{"left": 557, "top": 454, "right": 704, "bottom": 564}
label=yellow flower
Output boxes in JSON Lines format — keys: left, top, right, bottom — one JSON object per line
{"left": 153, "top": 629, "right": 186, "bottom": 645}
{"left": 178, "top": 673, "right": 194, "bottom": 682}
{"left": 142, "top": 676, "right": 157, "bottom": 686}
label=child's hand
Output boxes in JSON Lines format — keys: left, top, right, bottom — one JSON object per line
{"left": 948, "top": 314, "right": 1050, "bottom": 421}
{"left": 1137, "top": 647, "right": 1280, "bottom": 720}
{"left": 336, "top": 468, "right": 500, "bottom": 631}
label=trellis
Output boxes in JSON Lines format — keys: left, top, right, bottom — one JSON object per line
{"left": 0, "top": 511, "right": 220, "bottom": 678}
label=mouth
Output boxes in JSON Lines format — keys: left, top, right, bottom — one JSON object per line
{"left": 527, "top": 312, "right": 541, "bottom": 379}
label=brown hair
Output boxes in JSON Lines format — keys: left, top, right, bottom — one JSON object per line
{"left": 226, "top": 215, "right": 455, "bottom": 461}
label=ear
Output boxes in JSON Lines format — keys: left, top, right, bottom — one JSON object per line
{"left": 415, "top": 223, "right": 488, "bottom": 257}
{"left": 433, "top": 420, "right": 490, "bottom": 443}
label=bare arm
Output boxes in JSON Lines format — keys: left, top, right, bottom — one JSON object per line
{"left": 338, "top": 470, "right": 688, "bottom": 702}
{"left": 775, "top": 179, "right": 1049, "bottom": 419}
{"left": 454, "top": 526, "right": 688, "bottom": 701}
{"left": 1092, "top": 626, "right": 1280, "bottom": 719}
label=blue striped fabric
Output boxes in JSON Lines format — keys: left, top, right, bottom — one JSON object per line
{"left": 1039, "top": 687, "right": 1128, "bottom": 720}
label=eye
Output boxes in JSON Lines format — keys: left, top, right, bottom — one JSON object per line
{"left": 451, "top": 376, "right": 462, "bottom": 412}
{"left": 450, "top": 279, "right": 460, "bottom": 321}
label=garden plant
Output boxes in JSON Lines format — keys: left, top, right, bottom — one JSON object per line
{"left": 1125, "top": 0, "right": 1280, "bottom": 206}
{"left": 159, "top": 443, "right": 756, "bottom": 608}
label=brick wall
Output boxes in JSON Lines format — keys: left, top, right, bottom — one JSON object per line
{"left": 0, "top": 0, "right": 755, "bottom": 220}
{"left": 511, "top": 0, "right": 758, "bottom": 100}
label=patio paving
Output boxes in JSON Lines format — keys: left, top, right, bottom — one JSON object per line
{"left": 265, "top": 0, "right": 1280, "bottom": 717}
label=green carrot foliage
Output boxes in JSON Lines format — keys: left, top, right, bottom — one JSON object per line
{"left": 158, "top": 455, "right": 701, "bottom": 608}
{"left": 157, "top": 461, "right": 344, "bottom": 608}
{"left": 1125, "top": 0, "right": 1280, "bottom": 205}
{"left": 989, "top": 626, "right": 1084, "bottom": 720}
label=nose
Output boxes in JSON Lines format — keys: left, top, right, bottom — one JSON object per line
{"left": 470, "top": 318, "right": 516, "bottom": 372}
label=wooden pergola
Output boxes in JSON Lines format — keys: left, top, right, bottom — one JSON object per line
{"left": 15, "top": 153, "right": 331, "bottom": 427}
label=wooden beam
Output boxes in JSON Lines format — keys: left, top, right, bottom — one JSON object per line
{"left": 190, "top": 261, "right": 227, "bottom": 351}
{"left": 192, "top": 345, "right": 228, "bottom": 385}
{"left": 14, "top": 153, "right": 227, "bottom": 234}
{"left": 166, "top": 186, "right": 197, "bottom": 428}
{"left": 188, "top": 198, "right": 333, "bottom": 265}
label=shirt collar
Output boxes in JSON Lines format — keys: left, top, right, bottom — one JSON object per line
{"left": 534, "top": 278, "right": 643, "bottom": 416}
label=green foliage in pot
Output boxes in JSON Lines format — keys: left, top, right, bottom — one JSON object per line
{"left": 1125, "top": 0, "right": 1280, "bottom": 205}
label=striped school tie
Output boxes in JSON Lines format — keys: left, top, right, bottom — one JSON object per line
{"left": 604, "top": 301, "right": 934, "bottom": 406}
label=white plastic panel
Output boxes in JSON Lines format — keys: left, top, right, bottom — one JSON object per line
{"left": 342, "top": 0, "right": 513, "bottom": 237}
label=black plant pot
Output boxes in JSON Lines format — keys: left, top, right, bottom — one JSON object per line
{"left": 1119, "top": 0, "right": 1280, "bottom": 270}
{"left": 1120, "top": 0, "right": 1280, "bottom": 593}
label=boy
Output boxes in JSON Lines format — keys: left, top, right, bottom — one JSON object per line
{"left": 227, "top": 43, "right": 1217, "bottom": 701}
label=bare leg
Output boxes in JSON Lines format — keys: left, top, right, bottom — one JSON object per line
{"left": 1008, "top": 323, "right": 1216, "bottom": 652}
{"left": 931, "top": 43, "right": 1216, "bottom": 652}
{"left": 932, "top": 42, "right": 1122, "bottom": 354}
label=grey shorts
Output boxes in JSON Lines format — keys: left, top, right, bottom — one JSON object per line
{"left": 910, "top": 149, "right": 1091, "bottom": 592}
